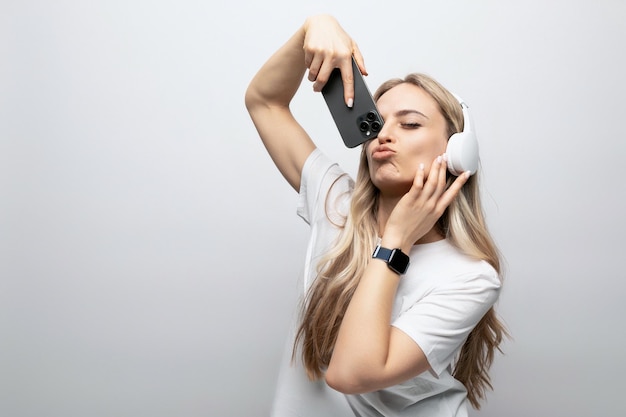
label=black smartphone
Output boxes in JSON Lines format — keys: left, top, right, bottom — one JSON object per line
{"left": 321, "top": 57, "right": 384, "bottom": 148}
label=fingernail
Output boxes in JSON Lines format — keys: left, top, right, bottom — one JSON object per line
{"left": 464, "top": 171, "right": 471, "bottom": 179}
{"left": 436, "top": 156, "right": 442, "bottom": 164}
{"left": 419, "top": 163, "right": 424, "bottom": 171}
{"left": 347, "top": 98, "right": 353, "bottom": 108}
{"left": 442, "top": 153, "right": 448, "bottom": 162}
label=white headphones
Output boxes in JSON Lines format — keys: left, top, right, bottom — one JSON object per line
{"left": 446, "top": 94, "right": 479, "bottom": 176}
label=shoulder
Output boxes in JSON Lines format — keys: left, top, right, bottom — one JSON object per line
{"left": 297, "top": 148, "right": 354, "bottom": 225}
{"left": 301, "top": 148, "right": 349, "bottom": 185}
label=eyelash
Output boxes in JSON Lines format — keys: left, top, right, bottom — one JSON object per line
{"left": 401, "top": 123, "right": 421, "bottom": 128}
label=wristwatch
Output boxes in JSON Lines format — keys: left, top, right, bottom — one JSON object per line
{"left": 372, "top": 244, "right": 410, "bottom": 275}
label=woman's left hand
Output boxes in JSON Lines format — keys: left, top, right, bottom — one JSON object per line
{"left": 382, "top": 154, "right": 470, "bottom": 251}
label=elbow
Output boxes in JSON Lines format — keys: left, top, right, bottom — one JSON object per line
{"left": 244, "top": 73, "right": 269, "bottom": 112}
{"left": 245, "top": 85, "right": 275, "bottom": 119}
{"left": 244, "top": 85, "right": 258, "bottom": 113}
{"left": 325, "top": 364, "right": 371, "bottom": 395}
{"left": 325, "top": 370, "right": 359, "bottom": 395}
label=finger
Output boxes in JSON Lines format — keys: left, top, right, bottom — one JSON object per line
{"left": 438, "top": 154, "right": 449, "bottom": 189}
{"left": 422, "top": 155, "right": 444, "bottom": 197}
{"left": 352, "top": 43, "right": 368, "bottom": 76}
{"left": 413, "top": 162, "right": 425, "bottom": 190}
{"left": 304, "top": 50, "right": 314, "bottom": 70}
{"left": 312, "top": 54, "right": 342, "bottom": 92}
{"left": 338, "top": 57, "right": 355, "bottom": 107}
{"left": 437, "top": 171, "right": 470, "bottom": 211}
{"left": 307, "top": 54, "right": 324, "bottom": 83}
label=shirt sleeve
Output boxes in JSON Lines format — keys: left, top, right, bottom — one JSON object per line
{"left": 296, "top": 149, "right": 354, "bottom": 290}
{"left": 297, "top": 148, "right": 352, "bottom": 226}
{"left": 392, "top": 267, "right": 501, "bottom": 376}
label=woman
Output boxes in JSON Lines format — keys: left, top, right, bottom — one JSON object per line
{"left": 245, "top": 14, "right": 506, "bottom": 417}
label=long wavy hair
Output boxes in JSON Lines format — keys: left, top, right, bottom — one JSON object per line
{"left": 293, "top": 73, "right": 507, "bottom": 409}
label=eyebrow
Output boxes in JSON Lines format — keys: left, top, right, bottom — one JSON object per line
{"left": 394, "top": 109, "right": 429, "bottom": 119}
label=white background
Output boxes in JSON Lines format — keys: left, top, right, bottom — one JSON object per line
{"left": 2, "top": 1, "right": 625, "bottom": 416}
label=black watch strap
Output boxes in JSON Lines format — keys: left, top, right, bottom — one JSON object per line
{"left": 372, "top": 244, "right": 410, "bottom": 275}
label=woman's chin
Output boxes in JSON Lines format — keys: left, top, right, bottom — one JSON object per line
{"left": 372, "top": 175, "right": 412, "bottom": 198}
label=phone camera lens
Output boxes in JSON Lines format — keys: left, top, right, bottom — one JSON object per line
{"left": 359, "top": 121, "right": 370, "bottom": 132}
{"left": 371, "top": 121, "right": 381, "bottom": 132}
{"left": 366, "top": 112, "right": 376, "bottom": 121}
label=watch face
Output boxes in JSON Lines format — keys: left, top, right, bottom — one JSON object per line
{"left": 389, "top": 249, "right": 410, "bottom": 275}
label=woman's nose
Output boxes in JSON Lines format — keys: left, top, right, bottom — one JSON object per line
{"left": 376, "top": 122, "right": 393, "bottom": 143}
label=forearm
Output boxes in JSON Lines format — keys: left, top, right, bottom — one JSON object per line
{"left": 245, "top": 25, "right": 307, "bottom": 110}
{"left": 326, "top": 231, "right": 429, "bottom": 394}
{"left": 244, "top": 21, "right": 316, "bottom": 191}
{"left": 326, "top": 258, "right": 401, "bottom": 392}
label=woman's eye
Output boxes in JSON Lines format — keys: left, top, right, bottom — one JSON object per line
{"left": 401, "top": 123, "right": 421, "bottom": 128}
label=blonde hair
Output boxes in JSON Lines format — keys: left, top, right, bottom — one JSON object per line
{"left": 294, "top": 73, "right": 507, "bottom": 409}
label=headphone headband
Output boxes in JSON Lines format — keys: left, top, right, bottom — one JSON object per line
{"left": 451, "top": 93, "right": 473, "bottom": 133}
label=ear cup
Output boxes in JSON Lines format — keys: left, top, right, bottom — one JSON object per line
{"left": 446, "top": 96, "right": 479, "bottom": 176}
{"left": 446, "top": 131, "right": 479, "bottom": 176}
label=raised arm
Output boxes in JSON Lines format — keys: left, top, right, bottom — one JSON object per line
{"left": 245, "top": 15, "right": 366, "bottom": 191}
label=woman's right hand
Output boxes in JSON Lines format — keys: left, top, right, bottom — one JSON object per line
{"left": 302, "top": 14, "right": 367, "bottom": 106}
{"left": 245, "top": 15, "right": 364, "bottom": 191}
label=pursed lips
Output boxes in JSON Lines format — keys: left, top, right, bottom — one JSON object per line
{"left": 371, "top": 144, "right": 395, "bottom": 161}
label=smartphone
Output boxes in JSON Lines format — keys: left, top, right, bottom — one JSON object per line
{"left": 322, "top": 57, "right": 384, "bottom": 148}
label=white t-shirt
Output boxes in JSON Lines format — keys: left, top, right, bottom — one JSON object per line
{"left": 270, "top": 149, "right": 501, "bottom": 417}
